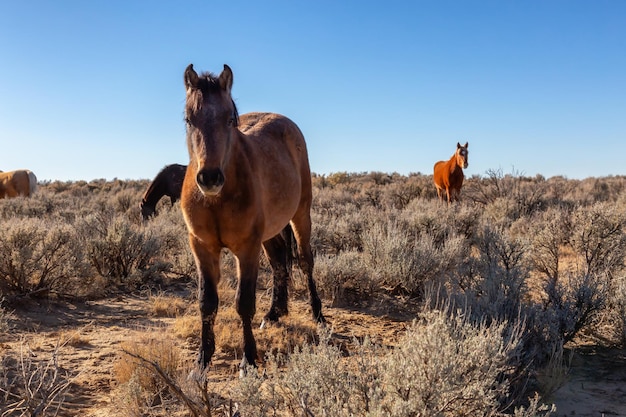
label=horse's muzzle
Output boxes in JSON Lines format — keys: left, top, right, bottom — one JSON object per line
{"left": 196, "top": 168, "right": 225, "bottom": 195}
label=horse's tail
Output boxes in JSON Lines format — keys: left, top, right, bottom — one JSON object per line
{"left": 282, "top": 223, "right": 297, "bottom": 274}
{"left": 27, "top": 170, "right": 38, "bottom": 196}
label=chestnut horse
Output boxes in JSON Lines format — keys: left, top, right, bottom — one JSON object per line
{"left": 180, "top": 64, "right": 324, "bottom": 371}
{"left": 0, "top": 170, "right": 37, "bottom": 199}
{"left": 140, "top": 163, "right": 187, "bottom": 220}
{"left": 433, "top": 142, "right": 469, "bottom": 204}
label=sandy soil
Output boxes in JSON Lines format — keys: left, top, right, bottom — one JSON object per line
{"left": 549, "top": 345, "right": 626, "bottom": 416}
{"left": 1, "top": 288, "right": 625, "bottom": 416}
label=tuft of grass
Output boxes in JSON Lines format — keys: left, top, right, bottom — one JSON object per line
{"left": 60, "top": 330, "right": 92, "bottom": 348}
{"left": 172, "top": 313, "right": 200, "bottom": 340}
{"left": 113, "top": 337, "right": 181, "bottom": 389}
{"left": 147, "top": 291, "right": 188, "bottom": 318}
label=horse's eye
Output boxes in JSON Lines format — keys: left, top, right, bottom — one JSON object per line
{"left": 227, "top": 118, "right": 235, "bottom": 127}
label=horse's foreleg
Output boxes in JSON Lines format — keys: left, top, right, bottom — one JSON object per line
{"left": 235, "top": 244, "right": 261, "bottom": 370}
{"left": 189, "top": 235, "right": 221, "bottom": 369}
{"left": 262, "top": 232, "right": 290, "bottom": 324}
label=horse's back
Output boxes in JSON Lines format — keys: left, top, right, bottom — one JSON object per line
{"left": 163, "top": 163, "right": 187, "bottom": 199}
{"left": 239, "top": 112, "right": 311, "bottom": 177}
{"left": 240, "top": 113, "right": 306, "bottom": 144}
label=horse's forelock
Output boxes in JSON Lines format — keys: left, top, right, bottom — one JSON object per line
{"left": 185, "top": 75, "right": 239, "bottom": 127}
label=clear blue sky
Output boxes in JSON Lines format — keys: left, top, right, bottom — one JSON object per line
{"left": 1, "top": 1, "right": 625, "bottom": 181}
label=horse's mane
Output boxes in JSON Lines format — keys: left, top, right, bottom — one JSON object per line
{"left": 187, "top": 71, "right": 239, "bottom": 127}
{"left": 142, "top": 166, "right": 171, "bottom": 203}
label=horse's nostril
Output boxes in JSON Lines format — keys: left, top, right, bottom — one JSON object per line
{"left": 197, "top": 168, "right": 225, "bottom": 189}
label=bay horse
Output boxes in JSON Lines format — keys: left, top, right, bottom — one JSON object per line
{"left": 433, "top": 142, "right": 469, "bottom": 204}
{"left": 140, "top": 163, "right": 187, "bottom": 220}
{"left": 0, "top": 170, "right": 37, "bottom": 199}
{"left": 180, "top": 64, "right": 324, "bottom": 371}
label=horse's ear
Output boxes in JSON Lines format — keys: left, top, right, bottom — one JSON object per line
{"left": 457, "top": 142, "right": 462, "bottom": 149}
{"left": 219, "top": 64, "right": 233, "bottom": 94}
{"left": 184, "top": 64, "right": 199, "bottom": 90}
{"left": 464, "top": 142, "right": 468, "bottom": 148}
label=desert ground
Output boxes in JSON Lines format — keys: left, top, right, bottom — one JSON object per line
{"left": 2, "top": 283, "right": 625, "bottom": 417}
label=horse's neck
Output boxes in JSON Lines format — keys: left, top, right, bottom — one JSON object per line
{"left": 446, "top": 155, "right": 462, "bottom": 174}
{"left": 143, "top": 177, "right": 167, "bottom": 206}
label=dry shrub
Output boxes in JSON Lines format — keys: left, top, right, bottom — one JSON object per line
{"left": 113, "top": 336, "right": 184, "bottom": 416}
{"left": 0, "top": 217, "right": 88, "bottom": 297}
{"left": 312, "top": 208, "right": 366, "bottom": 254}
{"left": 314, "top": 250, "right": 374, "bottom": 306}
{"left": 362, "top": 219, "right": 464, "bottom": 296}
{"left": 142, "top": 207, "right": 196, "bottom": 279}
{"left": 234, "top": 306, "right": 554, "bottom": 417}
{"left": 0, "top": 297, "right": 9, "bottom": 333}
{"left": 76, "top": 214, "right": 165, "bottom": 287}
{"left": 610, "top": 274, "right": 626, "bottom": 346}
{"left": 542, "top": 272, "right": 608, "bottom": 345}
{"left": 0, "top": 340, "right": 73, "bottom": 417}
{"left": 525, "top": 202, "right": 626, "bottom": 346}
{"left": 464, "top": 169, "right": 546, "bottom": 217}
{"left": 526, "top": 207, "right": 570, "bottom": 284}
{"left": 568, "top": 202, "right": 626, "bottom": 278}
{"left": 533, "top": 343, "right": 572, "bottom": 399}
{"left": 376, "top": 309, "right": 524, "bottom": 416}
{"left": 460, "top": 223, "right": 530, "bottom": 321}
{"left": 0, "top": 193, "right": 55, "bottom": 219}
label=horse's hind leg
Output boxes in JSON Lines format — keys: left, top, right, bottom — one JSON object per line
{"left": 446, "top": 188, "right": 453, "bottom": 205}
{"left": 262, "top": 229, "right": 291, "bottom": 325}
{"left": 436, "top": 185, "right": 446, "bottom": 203}
{"left": 290, "top": 213, "right": 325, "bottom": 323}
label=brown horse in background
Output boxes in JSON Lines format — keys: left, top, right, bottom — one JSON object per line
{"left": 0, "top": 170, "right": 37, "bottom": 199}
{"left": 433, "top": 142, "right": 469, "bottom": 204}
{"left": 181, "top": 64, "right": 324, "bottom": 371}
{"left": 140, "top": 163, "right": 187, "bottom": 220}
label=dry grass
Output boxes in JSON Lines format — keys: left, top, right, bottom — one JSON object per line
{"left": 59, "top": 330, "right": 92, "bottom": 348}
{"left": 172, "top": 313, "right": 200, "bottom": 340}
{"left": 113, "top": 337, "right": 182, "bottom": 387}
{"left": 147, "top": 292, "right": 189, "bottom": 318}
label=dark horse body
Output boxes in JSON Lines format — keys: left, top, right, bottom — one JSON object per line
{"left": 140, "top": 164, "right": 187, "bottom": 220}
{"left": 433, "top": 142, "right": 469, "bottom": 204}
{"left": 181, "top": 64, "right": 324, "bottom": 370}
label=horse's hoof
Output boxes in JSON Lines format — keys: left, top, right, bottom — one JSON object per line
{"left": 239, "top": 357, "right": 255, "bottom": 378}
{"left": 187, "top": 366, "right": 205, "bottom": 382}
{"left": 260, "top": 315, "right": 280, "bottom": 329}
